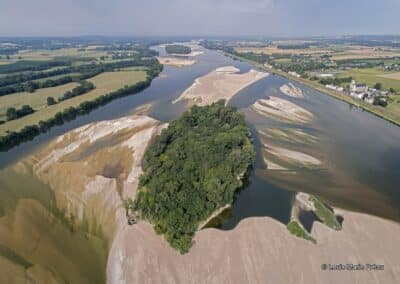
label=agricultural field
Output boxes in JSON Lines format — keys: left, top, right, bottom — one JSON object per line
{"left": 235, "top": 42, "right": 400, "bottom": 61}
{"left": 235, "top": 45, "right": 332, "bottom": 56}
{"left": 330, "top": 45, "right": 400, "bottom": 60}
{"left": 0, "top": 70, "right": 147, "bottom": 135}
{"left": 0, "top": 82, "right": 80, "bottom": 120}
{"left": 337, "top": 68, "right": 400, "bottom": 90}
{"left": 14, "top": 47, "right": 108, "bottom": 61}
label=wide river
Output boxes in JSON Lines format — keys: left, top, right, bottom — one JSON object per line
{"left": 0, "top": 45, "right": 399, "bottom": 281}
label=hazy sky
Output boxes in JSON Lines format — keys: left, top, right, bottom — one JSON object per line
{"left": 1, "top": 0, "right": 399, "bottom": 37}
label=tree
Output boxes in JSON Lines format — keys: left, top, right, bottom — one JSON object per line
{"left": 6, "top": 107, "right": 17, "bottom": 121}
{"left": 374, "top": 82, "right": 382, "bottom": 90}
{"left": 47, "top": 96, "right": 56, "bottom": 106}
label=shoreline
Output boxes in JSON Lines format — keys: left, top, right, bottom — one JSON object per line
{"left": 224, "top": 52, "right": 400, "bottom": 128}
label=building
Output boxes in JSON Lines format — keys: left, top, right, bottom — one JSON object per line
{"left": 288, "top": 71, "right": 301, "bottom": 78}
{"left": 325, "top": 84, "right": 344, "bottom": 92}
{"left": 350, "top": 80, "right": 368, "bottom": 93}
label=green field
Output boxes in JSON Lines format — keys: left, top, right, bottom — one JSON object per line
{"left": 31, "top": 72, "right": 82, "bottom": 83}
{"left": 337, "top": 68, "right": 400, "bottom": 91}
{"left": 0, "top": 83, "right": 80, "bottom": 120}
{"left": 0, "top": 70, "right": 147, "bottom": 135}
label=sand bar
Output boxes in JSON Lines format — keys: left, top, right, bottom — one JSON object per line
{"left": 173, "top": 66, "right": 268, "bottom": 106}
{"left": 280, "top": 83, "right": 304, "bottom": 98}
{"left": 157, "top": 56, "right": 196, "bottom": 67}
{"left": 251, "top": 97, "right": 313, "bottom": 123}
{"left": 265, "top": 144, "right": 322, "bottom": 167}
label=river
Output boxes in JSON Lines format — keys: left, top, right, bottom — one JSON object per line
{"left": 0, "top": 45, "right": 399, "bottom": 282}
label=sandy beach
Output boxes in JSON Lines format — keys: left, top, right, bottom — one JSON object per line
{"left": 173, "top": 66, "right": 268, "bottom": 106}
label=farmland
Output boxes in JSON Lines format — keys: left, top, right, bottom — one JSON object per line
{"left": 337, "top": 68, "right": 400, "bottom": 90}
{"left": 0, "top": 70, "right": 147, "bottom": 135}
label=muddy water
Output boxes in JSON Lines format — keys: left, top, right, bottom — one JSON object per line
{"left": 0, "top": 45, "right": 399, "bottom": 281}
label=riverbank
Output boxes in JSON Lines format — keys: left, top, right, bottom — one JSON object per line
{"left": 225, "top": 52, "right": 400, "bottom": 127}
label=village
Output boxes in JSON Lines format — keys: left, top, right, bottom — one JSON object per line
{"left": 325, "top": 79, "right": 388, "bottom": 107}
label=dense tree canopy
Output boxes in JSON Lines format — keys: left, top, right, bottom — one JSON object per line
{"left": 134, "top": 101, "right": 255, "bottom": 253}
{"left": 165, "top": 44, "right": 192, "bottom": 55}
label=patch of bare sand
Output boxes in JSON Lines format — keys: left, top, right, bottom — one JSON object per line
{"left": 107, "top": 209, "right": 400, "bottom": 284}
{"left": 173, "top": 66, "right": 268, "bottom": 106}
{"left": 252, "top": 97, "right": 313, "bottom": 124}
{"left": 157, "top": 57, "right": 196, "bottom": 67}
{"left": 280, "top": 83, "right": 304, "bottom": 98}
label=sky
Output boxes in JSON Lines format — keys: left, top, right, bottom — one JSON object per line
{"left": 1, "top": 0, "right": 399, "bottom": 37}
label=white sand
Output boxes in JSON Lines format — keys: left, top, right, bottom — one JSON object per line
{"left": 173, "top": 66, "right": 268, "bottom": 106}
{"left": 252, "top": 97, "right": 313, "bottom": 124}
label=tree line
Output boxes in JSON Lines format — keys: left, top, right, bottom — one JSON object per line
{"left": 0, "top": 60, "right": 70, "bottom": 74}
{"left": 0, "top": 57, "right": 159, "bottom": 97}
{"left": 6, "top": 105, "right": 35, "bottom": 121}
{"left": 57, "top": 80, "right": 95, "bottom": 102}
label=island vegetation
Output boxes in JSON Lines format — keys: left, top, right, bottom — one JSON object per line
{"left": 165, "top": 44, "right": 192, "bottom": 55}
{"left": 287, "top": 220, "right": 316, "bottom": 243}
{"left": 309, "top": 195, "right": 342, "bottom": 230}
{"left": 134, "top": 101, "right": 255, "bottom": 253}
